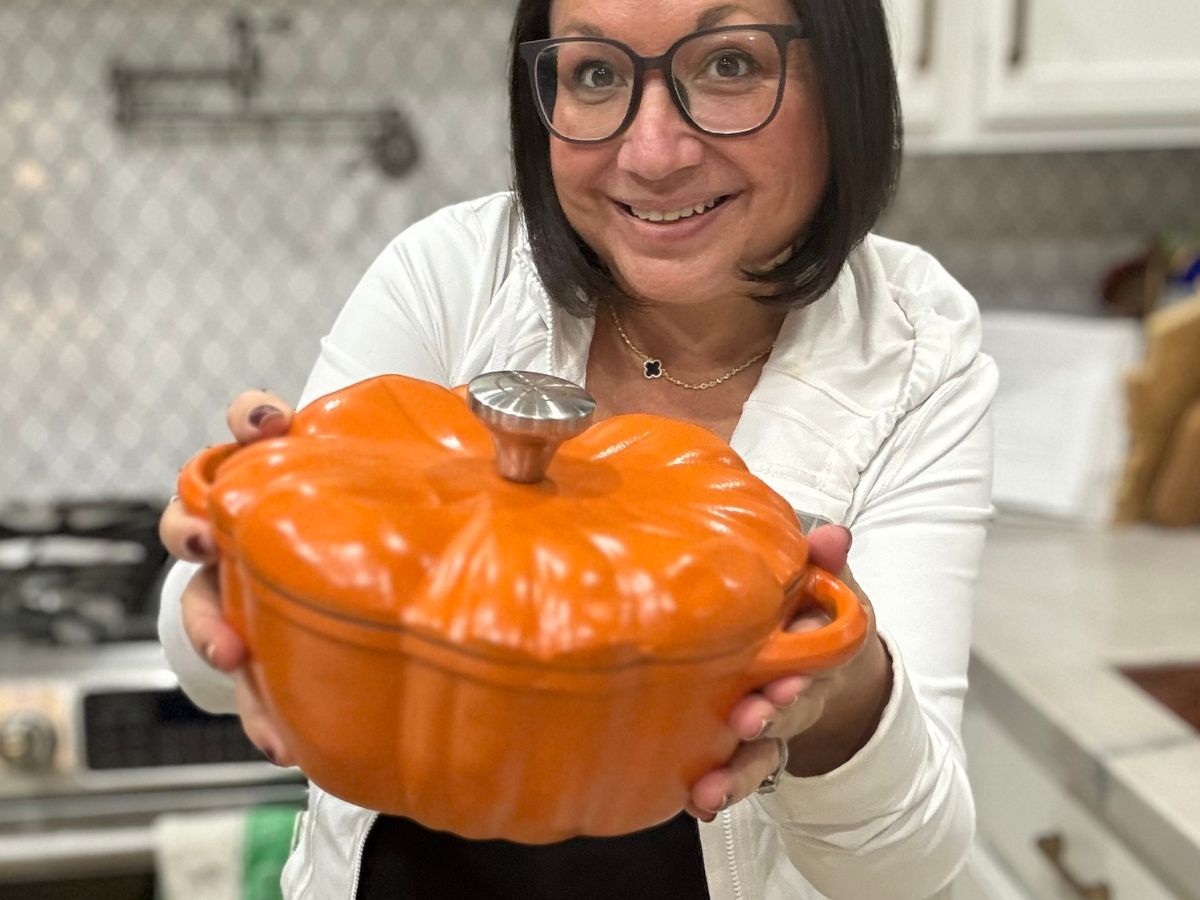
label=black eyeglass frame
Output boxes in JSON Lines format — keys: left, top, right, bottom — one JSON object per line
{"left": 519, "top": 23, "right": 808, "bottom": 144}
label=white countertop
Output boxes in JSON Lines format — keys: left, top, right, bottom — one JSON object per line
{"left": 970, "top": 518, "right": 1200, "bottom": 897}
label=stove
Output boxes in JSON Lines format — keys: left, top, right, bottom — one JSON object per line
{"left": 0, "top": 498, "right": 167, "bottom": 647}
{"left": 0, "top": 499, "right": 305, "bottom": 887}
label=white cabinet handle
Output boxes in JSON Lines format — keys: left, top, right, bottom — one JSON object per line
{"left": 1036, "top": 833, "right": 1112, "bottom": 900}
{"left": 1009, "top": 0, "right": 1029, "bottom": 67}
{"left": 917, "top": 0, "right": 938, "bottom": 72}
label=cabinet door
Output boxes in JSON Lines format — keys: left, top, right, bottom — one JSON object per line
{"left": 964, "top": 705, "right": 1179, "bottom": 900}
{"left": 977, "top": 0, "right": 1200, "bottom": 144}
{"left": 890, "top": 0, "right": 942, "bottom": 135}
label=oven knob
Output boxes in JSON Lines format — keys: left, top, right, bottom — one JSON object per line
{"left": 0, "top": 711, "right": 58, "bottom": 772}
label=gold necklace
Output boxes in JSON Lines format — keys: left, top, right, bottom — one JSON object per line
{"left": 606, "top": 306, "right": 774, "bottom": 391}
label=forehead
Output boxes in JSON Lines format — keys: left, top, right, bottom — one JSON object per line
{"left": 548, "top": 0, "right": 801, "bottom": 42}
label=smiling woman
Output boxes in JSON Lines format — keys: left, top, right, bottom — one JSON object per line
{"left": 512, "top": 0, "right": 901, "bottom": 319}
{"left": 156, "top": 0, "right": 996, "bottom": 897}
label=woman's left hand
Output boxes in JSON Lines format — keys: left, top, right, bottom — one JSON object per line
{"left": 685, "top": 524, "right": 892, "bottom": 822}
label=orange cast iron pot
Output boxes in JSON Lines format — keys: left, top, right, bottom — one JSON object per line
{"left": 178, "top": 371, "right": 868, "bottom": 844}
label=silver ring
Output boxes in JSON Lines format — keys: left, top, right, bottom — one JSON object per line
{"left": 756, "top": 738, "right": 789, "bottom": 795}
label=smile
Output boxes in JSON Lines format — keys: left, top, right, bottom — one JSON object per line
{"left": 621, "top": 195, "right": 731, "bottom": 223}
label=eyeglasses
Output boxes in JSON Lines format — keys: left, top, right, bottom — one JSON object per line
{"left": 519, "top": 24, "right": 807, "bottom": 144}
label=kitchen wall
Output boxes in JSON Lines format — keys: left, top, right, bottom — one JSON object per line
{"left": 2, "top": 0, "right": 1199, "bottom": 503}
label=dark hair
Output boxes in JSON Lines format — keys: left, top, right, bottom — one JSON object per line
{"left": 509, "top": 0, "right": 902, "bottom": 317}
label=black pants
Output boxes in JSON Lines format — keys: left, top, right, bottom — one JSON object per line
{"left": 355, "top": 812, "right": 711, "bottom": 900}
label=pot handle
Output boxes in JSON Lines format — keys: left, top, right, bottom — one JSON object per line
{"left": 745, "top": 566, "right": 869, "bottom": 684}
{"left": 177, "top": 442, "right": 240, "bottom": 519}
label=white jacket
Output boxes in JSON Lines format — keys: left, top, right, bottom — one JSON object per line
{"left": 160, "top": 192, "right": 996, "bottom": 900}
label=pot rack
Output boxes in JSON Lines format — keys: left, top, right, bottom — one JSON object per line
{"left": 108, "top": 12, "right": 419, "bottom": 179}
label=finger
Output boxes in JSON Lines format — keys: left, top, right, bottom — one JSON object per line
{"left": 235, "top": 674, "right": 296, "bottom": 767}
{"left": 689, "top": 739, "right": 784, "bottom": 815}
{"left": 685, "top": 800, "right": 719, "bottom": 823}
{"left": 726, "top": 692, "right": 784, "bottom": 741}
{"left": 805, "top": 524, "right": 852, "bottom": 573}
{"left": 159, "top": 495, "right": 217, "bottom": 563}
{"left": 180, "top": 566, "right": 247, "bottom": 672}
{"left": 785, "top": 607, "right": 832, "bottom": 633}
{"left": 760, "top": 675, "right": 813, "bottom": 709}
{"left": 226, "top": 390, "right": 293, "bottom": 444}
{"left": 802, "top": 525, "right": 873, "bottom": 619}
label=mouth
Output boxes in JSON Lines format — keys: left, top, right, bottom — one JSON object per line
{"left": 616, "top": 194, "right": 734, "bottom": 224}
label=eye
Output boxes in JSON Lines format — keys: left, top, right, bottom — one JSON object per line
{"left": 706, "top": 51, "right": 755, "bottom": 78}
{"left": 574, "top": 60, "right": 620, "bottom": 89}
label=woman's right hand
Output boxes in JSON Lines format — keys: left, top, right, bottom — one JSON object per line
{"left": 158, "top": 390, "right": 297, "bottom": 766}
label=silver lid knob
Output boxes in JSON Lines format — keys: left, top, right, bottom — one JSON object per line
{"left": 0, "top": 711, "right": 57, "bottom": 773}
{"left": 467, "top": 371, "right": 596, "bottom": 483}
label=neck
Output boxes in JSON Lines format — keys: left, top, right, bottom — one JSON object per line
{"left": 610, "top": 296, "right": 787, "bottom": 376}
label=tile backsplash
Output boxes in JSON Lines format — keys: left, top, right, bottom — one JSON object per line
{"left": 2, "top": 0, "right": 1198, "bottom": 502}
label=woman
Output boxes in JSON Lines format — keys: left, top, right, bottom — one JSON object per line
{"left": 159, "top": 0, "right": 996, "bottom": 896}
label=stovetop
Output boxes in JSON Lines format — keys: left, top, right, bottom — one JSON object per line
{"left": 0, "top": 498, "right": 169, "bottom": 648}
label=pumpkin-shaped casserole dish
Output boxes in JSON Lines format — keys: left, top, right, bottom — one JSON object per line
{"left": 179, "top": 372, "right": 866, "bottom": 844}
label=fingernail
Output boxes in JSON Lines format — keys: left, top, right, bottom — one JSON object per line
{"left": 263, "top": 747, "right": 278, "bottom": 766}
{"left": 838, "top": 525, "right": 853, "bottom": 550}
{"left": 778, "top": 677, "right": 811, "bottom": 708}
{"left": 204, "top": 643, "right": 217, "bottom": 666}
{"left": 249, "top": 405, "right": 283, "bottom": 428}
{"left": 702, "top": 793, "right": 733, "bottom": 816}
{"left": 753, "top": 718, "right": 773, "bottom": 740}
{"left": 185, "top": 534, "right": 209, "bottom": 557}
{"left": 697, "top": 811, "right": 716, "bottom": 823}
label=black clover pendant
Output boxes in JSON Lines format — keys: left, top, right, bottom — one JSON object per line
{"left": 643, "top": 359, "right": 663, "bottom": 379}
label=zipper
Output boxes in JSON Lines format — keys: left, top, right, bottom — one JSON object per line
{"left": 722, "top": 807, "right": 745, "bottom": 900}
{"left": 349, "top": 811, "right": 381, "bottom": 899}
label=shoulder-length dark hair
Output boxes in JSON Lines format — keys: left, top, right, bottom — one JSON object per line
{"left": 509, "top": 0, "right": 902, "bottom": 317}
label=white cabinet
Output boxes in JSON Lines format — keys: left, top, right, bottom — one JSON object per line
{"left": 889, "top": 0, "right": 943, "bottom": 136}
{"left": 889, "top": 0, "right": 1200, "bottom": 151}
{"left": 963, "top": 704, "right": 1179, "bottom": 900}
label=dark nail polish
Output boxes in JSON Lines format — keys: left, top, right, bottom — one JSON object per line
{"left": 186, "top": 534, "right": 208, "bottom": 557}
{"left": 249, "top": 405, "right": 283, "bottom": 428}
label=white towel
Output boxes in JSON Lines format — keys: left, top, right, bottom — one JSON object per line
{"left": 153, "top": 809, "right": 246, "bottom": 900}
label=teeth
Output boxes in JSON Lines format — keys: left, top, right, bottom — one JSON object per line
{"left": 630, "top": 197, "right": 720, "bottom": 223}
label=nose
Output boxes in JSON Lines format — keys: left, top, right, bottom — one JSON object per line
{"left": 615, "top": 76, "right": 704, "bottom": 181}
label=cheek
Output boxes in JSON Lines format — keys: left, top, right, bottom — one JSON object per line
{"left": 549, "top": 144, "right": 597, "bottom": 214}
{"left": 769, "top": 109, "right": 829, "bottom": 224}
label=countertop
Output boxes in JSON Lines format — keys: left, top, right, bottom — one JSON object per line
{"left": 970, "top": 518, "right": 1200, "bottom": 897}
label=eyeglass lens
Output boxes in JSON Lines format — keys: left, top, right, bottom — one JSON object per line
{"left": 534, "top": 29, "right": 786, "bottom": 141}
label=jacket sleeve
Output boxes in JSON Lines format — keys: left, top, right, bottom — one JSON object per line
{"left": 754, "top": 353, "right": 997, "bottom": 899}
{"left": 158, "top": 201, "right": 495, "bottom": 712}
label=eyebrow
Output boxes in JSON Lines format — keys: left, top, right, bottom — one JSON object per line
{"left": 696, "top": 4, "right": 746, "bottom": 30}
{"left": 559, "top": 4, "right": 749, "bottom": 38}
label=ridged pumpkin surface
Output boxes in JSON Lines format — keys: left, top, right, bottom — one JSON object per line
{"left": 204, "top": 374, "right": 812, "bottom": 667}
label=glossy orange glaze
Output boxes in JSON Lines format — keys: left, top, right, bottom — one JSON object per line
{"left": 178, "top": 374, "right": 867, "bottom": 842}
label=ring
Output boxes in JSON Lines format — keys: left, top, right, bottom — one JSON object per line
{"left": 756, "top": 738, "right": 789, "bottom": 795}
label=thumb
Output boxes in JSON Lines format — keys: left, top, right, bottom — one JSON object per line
{"left": 806, "top": 524, "right": 852, "bottom": 573}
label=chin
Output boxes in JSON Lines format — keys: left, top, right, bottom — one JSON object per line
{"left": 613, "top": 261, "right": 734, "bottom": 305}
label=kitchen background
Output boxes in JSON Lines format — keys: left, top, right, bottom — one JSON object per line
{"left": 1, "top": 0, "right": 1198, "bottom": 502}
{"left": 3, "top": 1, "right": 1200, "bottom": 899}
